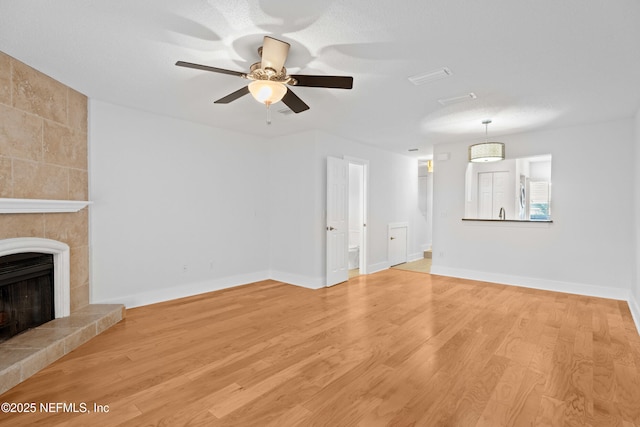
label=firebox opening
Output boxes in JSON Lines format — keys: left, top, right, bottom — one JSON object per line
{"left": 0, "top": 252, "right": 55, "bottom": 343}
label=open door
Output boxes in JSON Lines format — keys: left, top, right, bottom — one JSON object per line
{"left": 326, "top": 156, "right": 348, "bottom": 286}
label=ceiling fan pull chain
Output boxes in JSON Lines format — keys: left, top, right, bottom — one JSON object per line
{"left": 266, "top": 103, "right": 272, "bottom": 125}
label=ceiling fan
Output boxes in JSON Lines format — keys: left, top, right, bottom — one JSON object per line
{"left": 176, "top": 36, "right": 353, "bottom": 122}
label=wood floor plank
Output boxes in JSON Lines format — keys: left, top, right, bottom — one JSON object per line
{"left": 614, "top": 363, "right": 640, "bottom": 425}
{"left": 0, "top": 270, "right": 639, "bottom": 426}
{"left": 533, "top": 395, "right": 566, "bottom": 427}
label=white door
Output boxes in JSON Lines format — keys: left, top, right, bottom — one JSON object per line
{"left": 478, "top": 172, "right": 493, "bottom": 218}
{"left": 478, "top": 171, "right": 510, "bottom": 219}
{"left": 326, "top": 156, "right": 348, "bottom": 286}
{"left": 388, "top": 224, "right": 408, "bottom": 266}
{"left": 492, "top": 171, "right": 509, "bottom": 216}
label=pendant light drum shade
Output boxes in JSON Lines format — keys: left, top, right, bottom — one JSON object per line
{"left": 469, "top": 120, "right": 505, "bottom": 162}
{"left": 469, "top": 142, "right": 505, "bottom": 162}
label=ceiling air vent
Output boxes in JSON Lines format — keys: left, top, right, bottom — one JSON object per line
{"left": 408, "top": 67, "right": 452, "bottom": 85}
{"left": 278, "top": 108, "right": 295, "bottom": 115}
{"left": 438, "top": 92, "right": 477, "bottom": 106}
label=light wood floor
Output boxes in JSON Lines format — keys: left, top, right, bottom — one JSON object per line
{"left": 1, "top": 270, "right": 639, "bottom": 426}
{"left": 391, "top": 258, "right": 432, "bottom": 274}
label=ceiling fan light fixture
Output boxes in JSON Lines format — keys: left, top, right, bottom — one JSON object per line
{"left": 176, "top": 35, "right": 353, "bottom": 117}
{"left": 248, "top": 80, "right": 287, "bottom": 105}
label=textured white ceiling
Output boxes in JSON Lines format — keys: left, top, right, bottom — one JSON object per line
{"left": 1, "top": 0, "right": 639, "bottom": 158}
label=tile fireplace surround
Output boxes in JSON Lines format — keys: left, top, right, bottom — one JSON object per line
{"left": 0, "top": 50, "right": 125, "bottom": 394}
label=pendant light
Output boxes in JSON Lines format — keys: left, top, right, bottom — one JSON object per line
{"left": 468, "top": 120, "right": 505, "bottom": 162}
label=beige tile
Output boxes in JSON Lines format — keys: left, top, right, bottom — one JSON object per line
{"left": 44, "top": 208, "right": 88, "bottom": 249}
{"left": 0, "top": 51, "right": 10, "bottom": 106}
{"left": 1, "top": 328, "right": 70, "bottom": 349}
{"left": 70, "top": 283, "right": 90, "bottom": 313}
{"left": 67, "top": 88, "right": 87, "bottom": 132}
{"left": 76, "top": 304, "right": 125, "bottom": 316}
{"left": 20, "top": 348, "right": 50, "bottom": 379}
{"left": 63, "top": 324, "right": 96, "bottom": 353}
{"left": 39, "top": 316, "right": 95, "bottom": 329}
{"left": 0, "top": 156, "right": 12, "bottom": 197}
{"left": 46, "top": 339, "right": 65, "bottom": 363}
{"left": 70, "top": 245, "right": 89, "bottom": 290}
{"left": 97, "top": 310, "right": 124, "bottom": 334}
{"left": 0, "top": 361, "right": 21, "bottom": 395}
{"left": 12, "top": 158, "right": 68, "bottom": 199}
{"left": 0, "top": 347, "right": 38, "bottom": 369}
{"left": 68, "top": 168, "right": 88, "bottom": 200}
{"left": 0, "top": 213, "right": 46, "bottom": 238}
{"left": 0, "top": 305, "right": 124, "bottom": 393}
{"left": 0, "top": 103, "right": 43, "bottom": 161}
{"left": 11, "top": 58, "right": 67, "bottom": 124}
{"left": 43, "top": 121, "right": 87, "bottom": 170}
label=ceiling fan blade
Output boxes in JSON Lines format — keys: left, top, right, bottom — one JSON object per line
{"left": 176, "top": 61, "right": 245, "bottom": 77}
{"left": 290, "top": 75, "right": 353, "bottom": 89}
{"left": 214, "top": 86, "right": 250, "bottom": 104}
{"left": 281, "top": 88, "right": 310, "bottom": 113}
{"left": 261, "top": 36, "right": 290, "bottom": 72}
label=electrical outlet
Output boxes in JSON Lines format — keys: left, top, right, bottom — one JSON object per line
{"left": 182, "top": 264, "right": 188, "bottom": 274}
{"left": 439, "top": 251, "right": 445, "bottom": 258}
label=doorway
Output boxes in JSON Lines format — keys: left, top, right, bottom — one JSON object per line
{"left": 346, "top": 158, "right": 368, "bottom": 278}
{"left": 326, "top": 156, "right": 369, "bottom": 287}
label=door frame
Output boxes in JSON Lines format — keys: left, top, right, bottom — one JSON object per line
{"left": 344, "top": 156, "right": 369, "bottom": 275}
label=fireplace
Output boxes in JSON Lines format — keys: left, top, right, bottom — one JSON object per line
{"left": 0, "top": 238, "right": 71, "bottom": 323}
{"left": 0, "top": 239, "right": 125, "bottom": 397}
{"left": 0, "top": 252, "right": 55, "bottom": 343}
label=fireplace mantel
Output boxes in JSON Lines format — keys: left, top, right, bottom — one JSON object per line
{"left": 0, "top": 198, "right": 91, "bottom": 214}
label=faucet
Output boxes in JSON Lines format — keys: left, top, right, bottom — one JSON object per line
{"left": 499, "top": 207, "right": 506, "bottom": 220}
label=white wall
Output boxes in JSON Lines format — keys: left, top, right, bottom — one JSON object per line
{"left": 90, "top": 103, "right": 431, "bottom": 304}
{"left": 268, "top": 131, "right": 324, "bottom": 288}
{"left": 89, "top": 100, "right": 270, "bottom": 307}
{"left": 432, "top": 118, "right": 635, "bottom": 301}
{"left": 633, "top": 109, "right": 640, "bottom": 326}
{"left": 269, "top": 130, "right": 425, "bottom": 288}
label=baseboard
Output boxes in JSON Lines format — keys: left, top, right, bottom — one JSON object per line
{"left": 430, "top": 265, "right": 631, "bottom": 301}
{"left": 91, "top": 263, "right": 640, "bottom": 334}
{"left": 408, "top": 252, "right": 424, "bottom": 263}
{"left": 368, "top": 255, "right": 428, "bottom": 273}
{"left": 629, "top": 293, "right": 640, "bottom": 334}
{"left": 367, "top": 261, "right": 390, "bottom": 274}
{"left": 269, "top": 270, "right": 325, "bottom": 290}
{"left": 93, "top": 270, "right": 270, "bottom": 308}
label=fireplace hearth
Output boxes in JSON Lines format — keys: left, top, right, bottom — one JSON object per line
{"left": 0, "top": 253, "right": 54, "bottom": 344}
{"left": 0, "top": 239, "right": 124, "bottom": 395}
